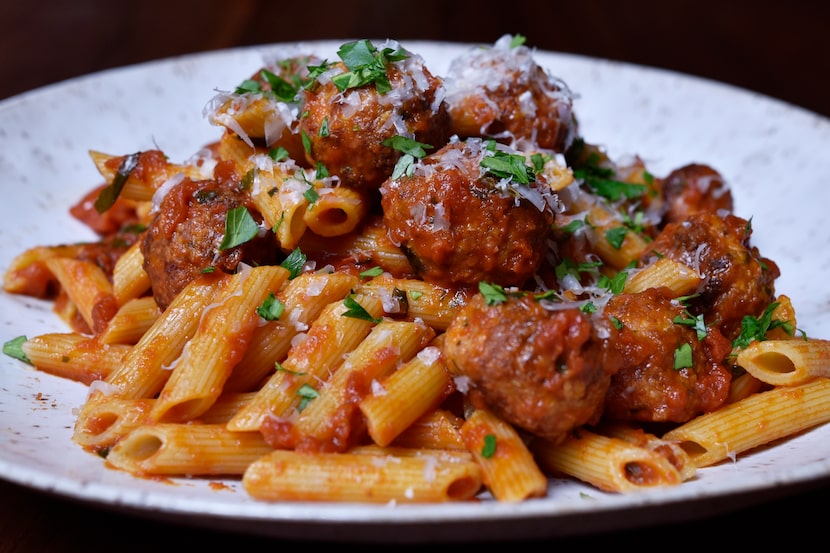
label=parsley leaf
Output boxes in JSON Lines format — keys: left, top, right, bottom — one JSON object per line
{"left": 342, "top": 294, "right": 382, "bottom": 323}
{"left": 297, "top": 383, "right": 319, "bottom": 411}
{"left": 218, "top": 206, "right": 259, "bottom": 250}
{"left": 479, "top": 281, "right": 507, "bottom": 305}
{"left": 256, "top": 293, "right": 285, "bottom": 321}
{"left": 605, "top": 226, "right": 628, "bottom": 250}
{"left": 360, "top": 266, "right": 384, "bottom": 279}
{"left": 481, "top": 434, "right": 497, "bottom": 458}
{"left": 480, "top": 149, "right": 535, "bottom": 184}
{"left": 383, "top": 135, "right": 434, "bottom": 179}
{"left": 280, "top": 248, "right": 307, "bottom": 279}
{"left": 674, "top": 342, "right": 693, "bottom": 370}
{"left": 330, "top": 39, "right": 409, "bottom": 93}
{"left": 732, "top": 301, "right": 792, "bottom": 350}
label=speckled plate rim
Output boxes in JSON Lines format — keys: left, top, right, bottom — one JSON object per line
{"left": 2, "top": 40, "right": 830, "bottom": 543}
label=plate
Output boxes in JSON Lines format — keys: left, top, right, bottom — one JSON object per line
{"left": 2, "top": 39, "right": 830, "bottom": 543}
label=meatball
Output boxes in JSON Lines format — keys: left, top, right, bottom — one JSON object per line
{"left": 141, "top": 174, "right": 278, "bottom": 309}
{"left": 602, "top": 286, "right": 733, "bottom": 423}
{"left": 642, "top": 211, "right": 780, "bottom": 339}
{"left": 443, "top": 34, "right": 576, "bottom": 153}
{"left": 444, "top": 293, "right": 612, "bottom": 445}
{"left": 298, "top": 39, "right": 450, "bottom": 190}
{"left": 380, "top": 138, "right": 557, "bottom": 288}
{"left": 660, "top": 163, "right": 734, "bottom": 226}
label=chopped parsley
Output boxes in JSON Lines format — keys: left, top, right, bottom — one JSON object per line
{"left": 256, "top": 293, "right": 285, "bottom": 321}
{"left": 3, "top": 336, "right": 31, "bottom": 364}
{"left": 268, "top": 146, "right": 290, "bottom": 161}
{"left": 732, "top": 301, "right": 794, "bottom": 350}
{"left": 218, "top": 206, "right": 259, "bottom": 250}
{"left": 673, "top": 312, "right": 708, "bottom": 340}
{"left": 480, "top": 146, "right": 536, "bottom": 185}
{"left": 280, "top": 248, "right": 307, "bottom": 279}
{"left": 674, "top": 342, "right": 693, "bottom": 370}
{"left": 383, "top": 135, "right": 434, "bottom": 179}
{"left": 479, "top": 281, "right": 508, "bottom": 305}
{"left": 481, "top": 434, "right": 497, "bottom": 458}
{"left": 330, "top": 39, "right": 409, "bottom": 93}
{"left": 605, "top": 226, "right": 628, "bottom": 250}
{"left": 296, "top": 383, "right": 319, "bottom": 411}
{"left": 360, "top": 266, "right": 384, "bottom": 279}
{"left": 509, "top": 34, "right": 527, "bottom": 48}
{"left": 342, "top": 294, "right": 381, "bottom": 323}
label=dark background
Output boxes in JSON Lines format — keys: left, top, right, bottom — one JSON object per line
{"left": 2, "top": 0, "right": 829, "bottom": 119}
{"left": 2, "top": 1, "right": 830, "bottom": 550}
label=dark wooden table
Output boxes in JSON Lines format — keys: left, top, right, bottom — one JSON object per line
{"left": 2, "top": 1, "right": 830, "bottom": 550}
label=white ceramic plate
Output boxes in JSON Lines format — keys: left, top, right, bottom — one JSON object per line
{"left": 2, "top": 40, "right": 830, "bottom": 543}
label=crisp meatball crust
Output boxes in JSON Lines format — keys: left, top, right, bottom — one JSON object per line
{"left": 643, "top": 211, "right": 780, "bottom": 340}
{"left": 444, "top": 294, "right": 611, "bottom": 444}
{"left": 141, "top": 174, "right": 278, "bottom": 310}
{"left": 660, "top": 163, "right": 734, "bottom": 226}
{"left": 380, "top": 138, "right": 557, "bottom": 288}
{"left": 443, "top": 34, "right": 577, "bottom": 153}
{"left": 299, "top": 40, "right": 450, "bottom": 190}
{"left": 602, "top": 287, "right": 734, "bottom": 423}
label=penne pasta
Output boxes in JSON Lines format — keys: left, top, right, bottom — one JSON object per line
{"left": 532, "top": 428, "right": 683, "bottom": 493}
{"left": 99, "top": 274, "right": 221, "bottom": 400}
{"left": 389, "top": 409, "right": 467, "bottom": 450}
{"left": 292, "top": 318, "right": 436, "bottom": 451}
{"left": 623, "top": 256, "right": 701, "bottom": 296}
{"left": 242, "top": 447, "right": 483, "bottom": 503}
{"left": 107, "top": 423, "right": 273, "bottom": 476}
{"left": 661, "top": 377, "right": 830, "bottom": 468}
{"left": 22, "top": 333, "right": 130, "bottom": 385}
{"left": 226, "top": 292, "right": 385, "bottom": 432}
{"left": 112, "top": 240, "right": 151, "bottom": 306}
{"left": 360, "top": 337, "right": 454, "bottom": 447}
{"left": 597, "top": 421, "right": 695, "bottom": 482}
{"left": 303, "top": 185, "right": 369, "bottom": 237}
{"left": 149, "top": 265, "right": 289, "bottom": 423}
{"left": 224, "top": 270, "right": 359, "bottom": 393}
{"left": 73, "top": 397, "right": 155, "bottom": 453}
{"left": 99, "top": 296, "right": 161, "bottom": 345}
{"left": 461, "top": 408, "right": 548, "bottom": 502}
{"left": 736, "top": 338, "right": 830, "bottom": 386}
{"left": 357, "top": 273, "right": 471, "bottom": 331}
{"left": 43, "top": 257, "right": 119, "bottom": 335}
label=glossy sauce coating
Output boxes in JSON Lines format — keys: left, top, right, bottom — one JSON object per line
{"left": 444, "top": 294, "right": 611, "bottom": 445}
{"left": 380, "top": 139, "right": 556, "bottom": 288}
{"left": 140, "top": 162, "right": 279, "bottom": 309}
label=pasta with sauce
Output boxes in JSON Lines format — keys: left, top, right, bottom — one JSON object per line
{"left": 3, "top": 34, "right": 830, "bottom": 504}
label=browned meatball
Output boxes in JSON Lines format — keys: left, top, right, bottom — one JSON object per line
{"left": 642, "top": 211, "right": 780, "bottom": 339}
{"left": 444, "top": 293, "right": 611, "bottom": 445}
{"left": 443, "top": 34, "right": 576, "bottom": 153}
{"left": 141, "top": 174, "right": 278, "bottom": 309}
{"left": 380, "top": 138, "right": 557, "bottom": 288}
{"left": 660, "top": 163, "right": 734, "bottom": 226}
{"left": 298, "top": 39, "right": 450, "bottom": 190}
{"left": 602, "top": 286, "right": 733, "bottom": 423}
